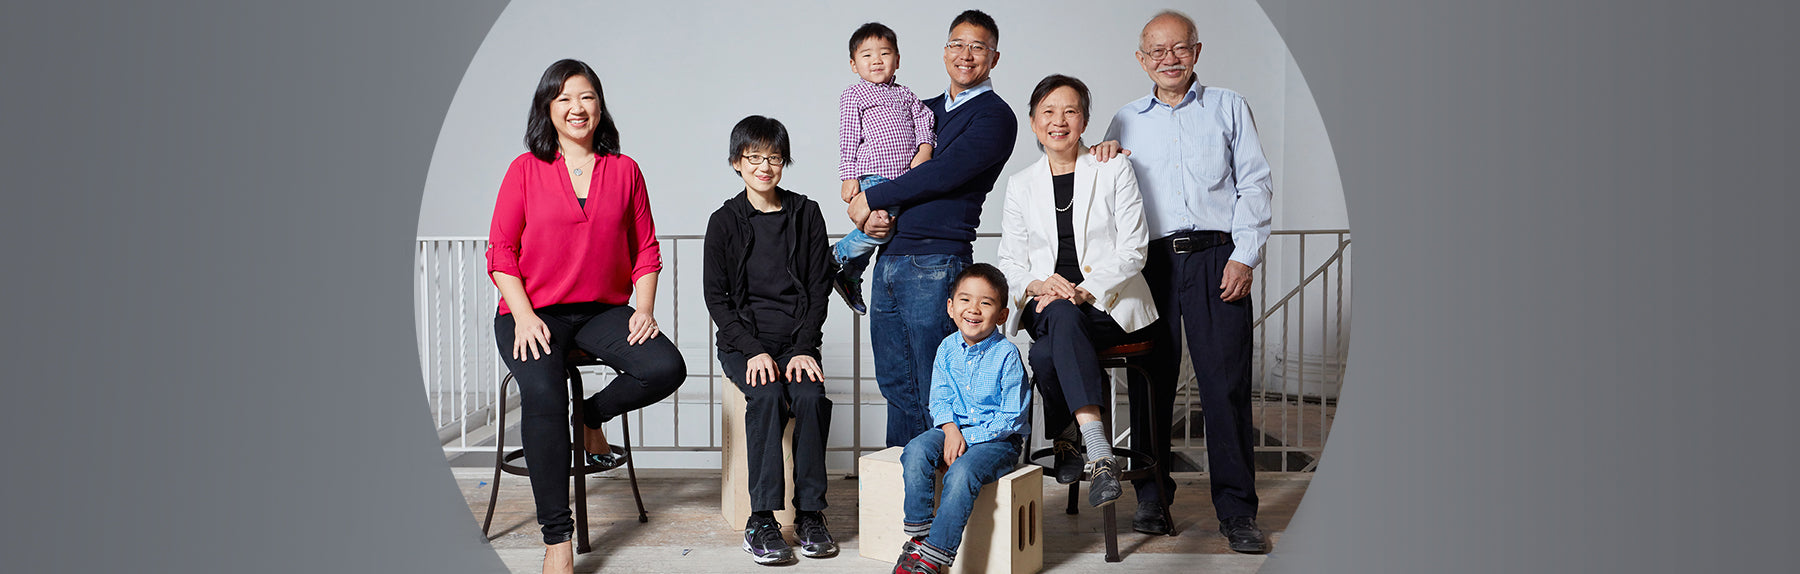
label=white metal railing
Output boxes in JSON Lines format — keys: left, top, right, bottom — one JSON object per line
{"left": 416, "top": 230, "right": 1349, "bottom": 473}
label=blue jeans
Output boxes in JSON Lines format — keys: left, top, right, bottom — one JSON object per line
{"left": 832, "top": 175, "right": 896, "bottom": 278}
{"left": 871, "top": 253, "right": 967, "bottom": 446}
{"left": 901, "top": 428, "right": 1022, "bottom": 553}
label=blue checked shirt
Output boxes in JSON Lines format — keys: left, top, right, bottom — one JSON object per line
{"left": 1104, "top": 83, "right": 1273, "bottom": 268}
{"left": 929, "top": 329, "right": 1031, "bottom": 444}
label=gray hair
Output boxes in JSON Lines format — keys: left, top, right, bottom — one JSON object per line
{"left": 1140, "top": 9, "right": 1199, "bottom": 47}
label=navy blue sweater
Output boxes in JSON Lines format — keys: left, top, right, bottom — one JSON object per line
{"left": 862, "top": 89, "right": 1016, "bottom": 258}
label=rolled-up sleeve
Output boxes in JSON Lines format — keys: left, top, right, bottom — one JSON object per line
{"left": 625, "top": 165, "right": 663, "bottom": 282}
{"left": 838, "top": 87, "right": 862, "bottom": 181}
{"left": 929, "top": 339, "right": 957, "bottom": 429}
{"left": 485, "top": 160, "right": 526, "bottom": 281}
{"left": 910, "top": 94, "right": 936, "bottom": 148}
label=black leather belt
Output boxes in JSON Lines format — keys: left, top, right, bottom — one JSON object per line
{"left": 1154, "top": 230, "right": 1231, "bottom": 254}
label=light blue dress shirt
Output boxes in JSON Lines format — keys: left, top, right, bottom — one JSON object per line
{"left": 1104, "top": 82, "right": 1273, "bottom": 267}
{"left": 928, "top": 328, "right": 1030, "bottom": 444}
{"left": 941, "top": 78, "right": 995, "bottom": 112}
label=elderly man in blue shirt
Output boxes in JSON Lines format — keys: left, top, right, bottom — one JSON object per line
{"left": 1092, "top": 9, "right": 1273, "bottom": 553}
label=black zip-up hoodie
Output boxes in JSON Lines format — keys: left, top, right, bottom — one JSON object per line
{"left": 702, "top": 187, "right": 832, "bottom": 361}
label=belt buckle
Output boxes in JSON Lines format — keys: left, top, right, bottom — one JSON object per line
{"left": 1171, "top": 236, "right": 1194, "bottom": 253}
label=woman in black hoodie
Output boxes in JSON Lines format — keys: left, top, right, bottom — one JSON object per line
{"left": 702, "top": 116, "right": 838, "bottom": 566}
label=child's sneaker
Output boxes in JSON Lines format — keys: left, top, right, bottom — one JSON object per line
{"left": 831, "top": 262, "right": 868, "bottom": 315}
{"left": 794, "top": 512, "right": 838, "bottom": 558}
{"left": 893, "top": 540, "right": 949, "bottom": 574}
{"left": 743, "top": 514, "right": 795, "bottom": 565}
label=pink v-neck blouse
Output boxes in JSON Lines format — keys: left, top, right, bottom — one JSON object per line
{"left": 486, "top": 151, "right": 662, "bottom": 315}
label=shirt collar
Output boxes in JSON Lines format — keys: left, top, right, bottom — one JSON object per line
{"left": 958, "top": 327, "right": 1005, "bottom": 353}
{"left": 1136, "top": 80, "right": 1204, "bottom": 113}
{"left": 943, "top": 78, "right": 995, "bottom": 111}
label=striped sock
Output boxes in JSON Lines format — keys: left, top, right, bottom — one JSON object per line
{"left": 903, "top": 522, "right": 931, "bottom": 539}
{"left": 917, "top": 539, "right": 956, "bottom": 567}
{"left": 1080, "top": 421, "right": 1113, "bottom": 462}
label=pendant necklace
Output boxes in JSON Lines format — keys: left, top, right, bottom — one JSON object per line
{"left": 570, "top": 153, "right": 596, "bottom": 176}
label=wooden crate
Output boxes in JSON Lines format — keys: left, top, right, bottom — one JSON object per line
{"left": 858, "top": 446, "right": 1044, "bottom": 574}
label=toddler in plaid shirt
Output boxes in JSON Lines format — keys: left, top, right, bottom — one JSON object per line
{"left": 831, "top": 22, "right": 935, "bottom": 315}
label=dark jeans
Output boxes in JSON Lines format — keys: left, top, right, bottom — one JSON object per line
{"left": 870, "top": 253, "right": 969, "bottom": 447}
{"left": 1019, "top": 298, "right": 1139, "bottom": 439}
{"left": 719, "top": 341, "right": 831, "bottom": 513}
{"left": 1136, "top": 239, "right": 1258, "bottom": 519}
{"left": 494, "top": 302, "right": 688, "bottom": 544}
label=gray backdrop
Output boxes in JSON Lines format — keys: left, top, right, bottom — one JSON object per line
{"left": 2, "top": 1, "right": 1795, "bottom": 573}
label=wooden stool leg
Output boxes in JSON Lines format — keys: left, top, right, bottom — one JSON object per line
{"left": 1066, "top": 482, "right": 1080, "bottom": 515}
{"left": 621, "top": 415, "right": 648, "bottom": 523}
{"left": 483, "top": 374, "right": 513, "bottom": 539}
{"left": 568, "top": 367, "right": 591, "bottom": 555}
{"left": 1104, "top": 504, "right": 1120, "bottom": 562}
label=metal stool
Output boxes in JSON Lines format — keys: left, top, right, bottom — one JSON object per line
{"left": 481, "top": 348, "right": 648, "bottom": 554}
{"left": 1028, "top": 339, "right": 1159, "bottom": 563}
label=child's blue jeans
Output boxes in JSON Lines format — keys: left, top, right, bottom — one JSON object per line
{"left": 832, "top": 175, "right": 896, "bottom": 277}
{"left": 899, "top": 427, "right": 1022, "bottom": 553}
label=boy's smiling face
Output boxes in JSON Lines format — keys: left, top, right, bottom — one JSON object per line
{"left": 851, "top": 36, "right": 899, "bottom": 85}
{"left": 947, "top": 275, "right": 1008, "bottom": 346}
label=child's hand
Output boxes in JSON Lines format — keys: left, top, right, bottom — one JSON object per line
{"left": 942, "top": 425, "right": 966, "bottom": 467}
{"left": 840, "top": 179, "right": 859, "bottom": 203}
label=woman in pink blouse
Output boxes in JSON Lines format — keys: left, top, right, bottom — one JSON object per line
{"left": 486, "top": 59, "right": 687, "bottom": 573}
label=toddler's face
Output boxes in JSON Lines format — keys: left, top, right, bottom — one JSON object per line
{"left": 851, "top": 37, "right": 899, "bottom": 84}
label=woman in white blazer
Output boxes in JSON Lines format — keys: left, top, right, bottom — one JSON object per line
{"left": 996, "top": 75, "right": 1159, "bottom": 508}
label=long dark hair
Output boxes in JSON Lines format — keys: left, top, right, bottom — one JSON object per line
{"left": 525, "top": 59, "right": 620, "bottom": 163}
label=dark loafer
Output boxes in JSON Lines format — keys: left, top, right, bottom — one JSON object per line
{"left": 1052, "top": 438, "right": 1085, "bottom": 484}
{"left": 1132, "top": 502, "right": 1173, "bottom": 536}
{"left": 1218, "top": 516, "right": 1270, "bottom": 554}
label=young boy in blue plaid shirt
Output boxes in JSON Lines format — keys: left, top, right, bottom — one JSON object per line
{"left": 892, "top": 263, "right": 1030, "bottom": 574}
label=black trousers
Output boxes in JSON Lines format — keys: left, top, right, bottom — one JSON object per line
{"left": 719, "top": 341, "right": 831, "bottom": 514}
{"left": 1020, "top": 299, "right": 1139, "bottom": 439}
{"left": 1135, "top": 238, "right": 1258, "bottom": 519}
{"left": 494, "top": 302, "right": 689, "bottom": 544}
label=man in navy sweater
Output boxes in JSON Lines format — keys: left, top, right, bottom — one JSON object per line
{"left": 848, "top": 9, "right": 1017, "bottom": 447}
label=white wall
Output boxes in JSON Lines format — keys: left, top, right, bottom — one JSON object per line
{"left": 416, "top": 0, "right": 1345, "bottom": 238}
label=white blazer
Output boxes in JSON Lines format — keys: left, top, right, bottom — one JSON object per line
{"left": 996, "top": 153, "right": 1159, "bottom": 337}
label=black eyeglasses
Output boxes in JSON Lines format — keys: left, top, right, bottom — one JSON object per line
{"left": 1140, "top": 43, "right": 1196, "bottom": 61}
{"left": 741, "top": 154, "right": 786, "bottom": 166}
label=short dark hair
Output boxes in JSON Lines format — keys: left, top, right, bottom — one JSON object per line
{"left": 849, "top": 22, "right": 899, "bottom": 60}
{"left": 1027, "top": 74, "right": 1093, "bottom": 151}
{"left": 948, "top": 9, "right": 999, "bottom": 48}
{"left": 525, "top": 59, "right": 620, "bottom": 163}
{"left": 953, "top": 263, "right": 1009, "bottom": 304}
{"left": 1028, "top": 74, "right": 1092, "bottom": 120}
{"left": 727, "top": 115, "right": 792, "bottom": 168}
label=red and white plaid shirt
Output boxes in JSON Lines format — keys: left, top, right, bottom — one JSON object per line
{"left": 838, "top": 78, "right": 936, "bottom": 181}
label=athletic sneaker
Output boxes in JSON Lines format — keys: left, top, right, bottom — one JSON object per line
{"left": 832, "top": 266, "right": 868, "bottom": 315}
{"left": 743, "top": 514, "right": 795, "bottom": 565}
{"left": 794, "top": 512, "right": 838, "bottom": 558}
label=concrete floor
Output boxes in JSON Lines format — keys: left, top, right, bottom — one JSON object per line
{"left": 459, "top": 467, "right": 1306, "bottom": 573}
